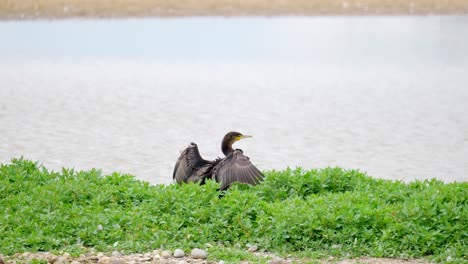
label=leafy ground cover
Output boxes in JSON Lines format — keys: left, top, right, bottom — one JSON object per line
{"left": 0, "top": 158, "right": 466, "bottom": 263}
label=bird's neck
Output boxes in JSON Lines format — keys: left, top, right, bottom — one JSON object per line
{"left": 221, "top": 141, "right": 234, "bottom": 156}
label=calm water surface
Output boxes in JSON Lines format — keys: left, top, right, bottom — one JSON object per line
{"left": 1, "top": 17, "right": 467, "bottom": 183}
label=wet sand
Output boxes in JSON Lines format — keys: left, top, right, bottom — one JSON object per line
{"left": 1, "top": 0, "right": 468, "bottom": 19}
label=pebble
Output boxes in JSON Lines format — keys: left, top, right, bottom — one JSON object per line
{"left": 190, "top": 248, "right": 207, "bottom": 259}
{"left": 71, "top": 261, "right": 80, "bottom": 264}
{"left": 46, "top": 253, "right": 58, "bottom": 262}
{"left": 248, "top": 245, "right": 258, "bottom": 252}
{"left": 269, "top": 260, "right": 292, "bottom": 264}
{"left": 98, "top": 256, "right": 111, "bottom": 263}
{"left": 111, "top": 251, "right": 122, "bottom": 257}
{"left": 173, "top": 249, "right": 185, "bottom": 258}
{"left": 161, "top": 250, "right": 172, "bottom": 258}
{"left": 55, "top": 256, "right": 68, "bottom": 264}
{"left": 62, "top": 252, "right": 71, "bottom": 259}
{"left": 110, "top": 259, "right": 122, "bottom": 264}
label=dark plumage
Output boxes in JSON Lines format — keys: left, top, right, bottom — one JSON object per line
{"left": 173, "top": 132, "right": 264, "bottom": 190}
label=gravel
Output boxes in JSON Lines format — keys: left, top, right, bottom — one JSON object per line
{"left": 2, "top": 250, "right": 433, "bottom": 264}
{"left": 248, "top": 245, "right": 258, "bottom": 252}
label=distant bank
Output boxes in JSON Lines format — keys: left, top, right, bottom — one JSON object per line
{"left": 1, "top": 0, "right": 468, "bottom": 19}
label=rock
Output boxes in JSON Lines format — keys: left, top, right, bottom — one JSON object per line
{"left": 190, "top": 248, "right": 207, "bottom": 259}
{"left": 110, "top": 258, "right": 122, "bottom": 264}
{"left": 218, "top": 261, "right": 225, "bottom": 264}
{"left": 268, "top": 260, "right": 291, "bottom": 264}
{"left": 63, "top": 252, "right": 71, "bottom": 260}
{"left": 97, "top": 252, "right": 105, "bottom": 258}
{"left": 111, "top": 251, "right": 122, "bottom": 257}
{"left": 173, "top": 249, "right": 185, "bottom": 258}
{"left": 89, "top": 256, "right": 100, "bottom": 262}
{"left": 161, "top": 250, "right": 172, "bottom": 259}
{"left": 55, "top": 256, "right": 68, "bottom": 264}
{"left": 45, "top": 252, "right": 58, "bottom": 263}
{"left": 26, "top": 253, "right": 38, "bottom": 260}
{"left": 98, "top": 256, "right": 111, "bottom": 264}
{"left": 247, "top": 245, "right": 258, "bottom": 252}
{"left": 71, "top": 261, "right": 81, "bottom": 264}
{"left": 97, "top": 224, "right": 104, "bottom": 231}
{"left": 0, "top": 257, "right": 4, "bottom": 264}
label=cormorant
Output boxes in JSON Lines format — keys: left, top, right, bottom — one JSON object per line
{"left": 173, "top": 131, "right": 264, "bottom": 190}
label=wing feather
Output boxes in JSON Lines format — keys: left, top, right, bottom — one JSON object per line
{"left": 173, "top": 143, "right": 210, "bottom": 184}
{"left": 214, "top": 150, "right": 264, "bottom": 190}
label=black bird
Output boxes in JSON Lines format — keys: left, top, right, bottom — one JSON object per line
{"left": 173, "top": 132, "right": 264, "bottom": 190}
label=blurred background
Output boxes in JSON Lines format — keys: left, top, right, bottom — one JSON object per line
{"left": 1, "top": 1, "right": 468, "bottom": 184}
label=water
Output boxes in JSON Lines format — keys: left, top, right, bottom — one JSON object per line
{"left": 1, "top": 16, "right": 467, "bottom": 184}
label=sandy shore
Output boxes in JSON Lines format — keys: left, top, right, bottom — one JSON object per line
{"left": 1, "top": 0, "right": 468, "bottom": 19}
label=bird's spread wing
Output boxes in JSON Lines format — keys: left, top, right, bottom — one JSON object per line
{"left": 173, "top": 142, "right": 209, "bottom": 184}
{"left": 214, "top": 150, "right": 264, "bottom": 190}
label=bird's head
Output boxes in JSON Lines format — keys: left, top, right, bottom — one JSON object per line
{"left": 224, "top": 131, "right": 252, "bottom": 144}
{"left": 221, "top": 131, "right": 252, "bottom": 155}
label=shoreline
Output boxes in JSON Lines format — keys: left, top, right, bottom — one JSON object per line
{"left": 2, "top": 251, "right": 433, "bottom": 264}
{"left": 1, "top": 0, "right": 468, "bottom": 20}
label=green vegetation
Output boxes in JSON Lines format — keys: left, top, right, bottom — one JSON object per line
{"left": 0, "top": 158, "right": 466, "bottom": 263}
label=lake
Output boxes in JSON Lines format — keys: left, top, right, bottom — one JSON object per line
{"left": 1, "top": 16, "right": 467, "bottom": 184}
